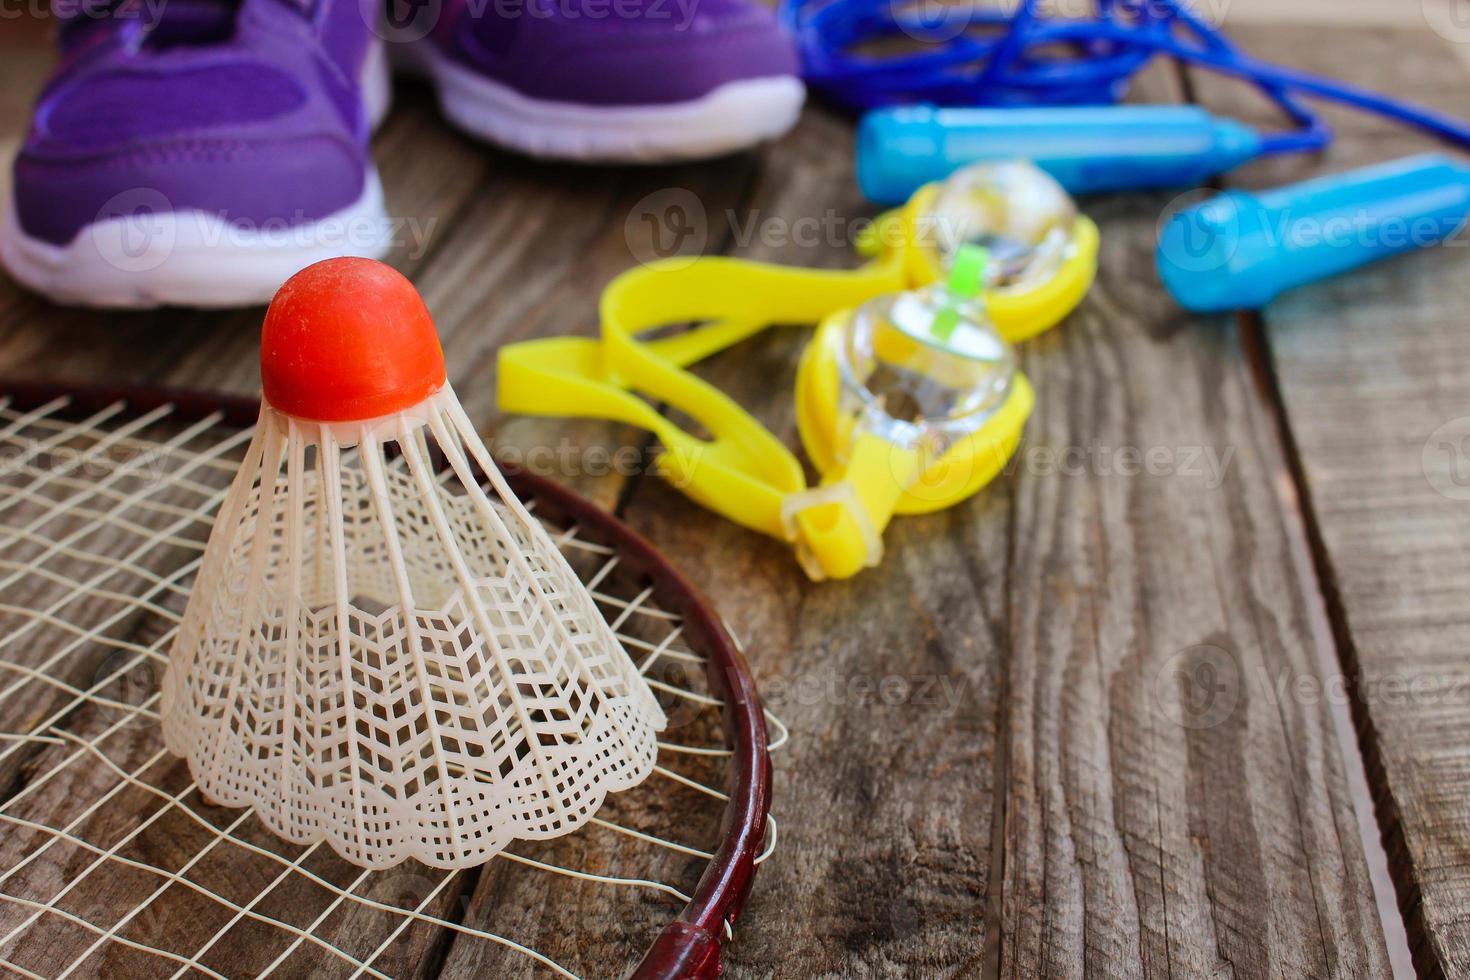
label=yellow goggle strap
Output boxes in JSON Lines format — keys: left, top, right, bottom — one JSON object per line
{"left": 498, "top": 255, "right": 905, "bottom": 545}
{"left": 496, "top": 200, "right": 1095, "bottom": 578}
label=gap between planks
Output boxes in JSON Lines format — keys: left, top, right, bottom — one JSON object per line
{"left": 1233, "top": 308, "right": 1416, "bottom": 980}
{"left": 1170, "top": 51, "right": 1416, "bottom": 980}
{"left": 1182, "top": 21, "right": 1470, "bottom": 980}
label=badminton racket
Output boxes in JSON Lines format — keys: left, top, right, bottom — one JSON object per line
{"left": 0, "top": 380, "right": 781, "bottom": 980}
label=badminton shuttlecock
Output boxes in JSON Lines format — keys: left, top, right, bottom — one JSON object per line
{"left": 162, "top": 259, "right": 666, "bottom": 870}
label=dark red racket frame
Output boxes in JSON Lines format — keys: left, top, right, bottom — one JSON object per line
{"left": 0, "top": 380, "right": 772, "bottom": 980}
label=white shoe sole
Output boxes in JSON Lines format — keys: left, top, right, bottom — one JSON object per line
{"left": 396, "top": 42, "right": 804, "bottom": 162}
{"left": 0, "top": 171, "right": 393, "bottom": 309}
{"left": 0, "top": 42, "right": 395, "bottom": 310}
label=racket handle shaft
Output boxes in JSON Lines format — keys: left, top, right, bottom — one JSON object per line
{"left": 856, "top": 105, "right": 1262, "bottom": 203}
{"left": 1157, "top": 153, "right": 1470, "bottom": 312}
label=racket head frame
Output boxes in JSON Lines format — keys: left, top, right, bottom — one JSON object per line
{"left": 0, "top": 379, "right": 773, "bottom": 980}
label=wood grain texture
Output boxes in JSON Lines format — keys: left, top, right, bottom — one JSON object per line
{"left": 412, "top": 141, "right": 762, "bottom": 508}
{"left": 0, "top": 702, "right": 468, "bottom": 979}
{"left": 600, "top": 71, "right": 1393, "bottom": 979}
{"left": 999, "top": 191, "right": 1387, "bottom": 980}
{"left": 1192, "top": 23, "right": 1470, "bottom": 980}
{"left": 612, "top": 106, "right": 1010, "bottom": 977}
{"left": 0, "top": 12, "right": 1430, "bottom": 980}
{"left": 0, "top": 14, "right": 50, "bottom": 207}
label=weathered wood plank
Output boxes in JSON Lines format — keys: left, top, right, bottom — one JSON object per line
{"left": 1193, "top": 23, "right": 1470, "bottom": 980}
{"left": 0, "top": 11, "right": 1423, "bottom": 979}
{"left": 427, "top": 138, "right": 800, "bottom": 979}
{"left": 0, "top": 14, "right": 50, "bottom": 150}
{"left": 408, "top": 145, "right": 761, "bottom": 507}
{"left": 998, "top": 189, "right": 1387, "bottom": 980}
{"left": 0, "top": 700, "right": 471, "bottom": 979}
{"left": 600, "top": 65, "right": 1394, "bottom": 980}
{"left": 605, "top": 107, "right": 1008, "bottom": 977}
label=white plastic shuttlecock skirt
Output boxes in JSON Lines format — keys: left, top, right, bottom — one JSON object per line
{"left": 162, "top": 386, "right": 667, "bottom": 869}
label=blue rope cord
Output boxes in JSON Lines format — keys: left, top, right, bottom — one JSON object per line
{"left": 782, "top": 0, "right": 1470, "bottom": 154}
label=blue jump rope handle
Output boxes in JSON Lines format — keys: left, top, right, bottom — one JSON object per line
{"left": 1157, "top": 153, "right": 1470, "bottom": 313}
{"left": 856, "top": 105, "right": 1263, "bottom": 203}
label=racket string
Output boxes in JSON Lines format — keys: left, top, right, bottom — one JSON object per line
{"left": 0, "top": 397, "right": 786, "bottom": 979}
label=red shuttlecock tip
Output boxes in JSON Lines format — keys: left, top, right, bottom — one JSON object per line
{"left": 260, "top": 258, "right": 447, "bottom": 422}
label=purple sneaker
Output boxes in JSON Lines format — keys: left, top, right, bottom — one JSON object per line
{"left": 391, "top": 0, "right": 804, "bottom": 162}
{"left": 1, "top": 0, "right": 392, "bottom": 309}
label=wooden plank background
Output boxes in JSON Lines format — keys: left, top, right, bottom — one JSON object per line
{"left": 1, "top": 5, "right": 1468, "bottom": 978}
{"left": 1190, "top": 23, "right": 1470, "bottom": 980}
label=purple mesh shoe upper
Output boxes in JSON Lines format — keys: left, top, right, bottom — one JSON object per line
{"left": 426, "top": 0, "right": 799, "bottom": 106}
{"left": 13, "top": 0, "right": 379, "bottom": 246}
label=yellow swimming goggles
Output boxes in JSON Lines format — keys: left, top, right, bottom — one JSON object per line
{"left": 497, "top": 160, "right": 1099, "bottom": 580}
